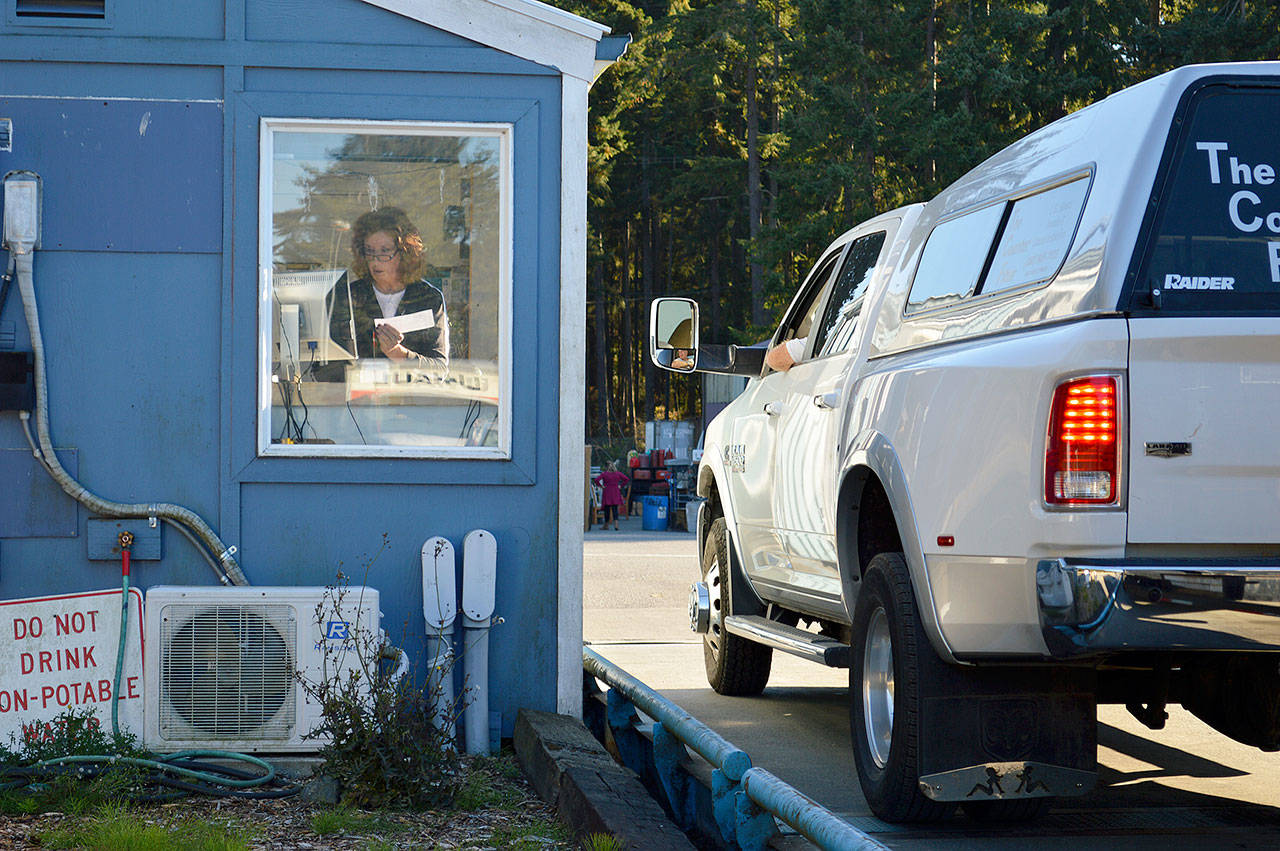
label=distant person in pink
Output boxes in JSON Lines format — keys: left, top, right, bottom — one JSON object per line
{"left": 594, "top": 461, "right": 630, "bottom": 530}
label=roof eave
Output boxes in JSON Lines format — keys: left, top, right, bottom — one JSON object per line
{"left": 363, "top": 0, "right": 611, "bottom": 82}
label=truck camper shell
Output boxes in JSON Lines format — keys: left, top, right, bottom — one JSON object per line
{"left": 873, "top": 62, "right": 1280, "bottom": 358}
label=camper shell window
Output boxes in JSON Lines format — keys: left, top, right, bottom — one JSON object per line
{"left": 906, "top": 203, "right": 1004, "bottom": 313}
{"left": 257, "top": 119, "right": 512, "bottom": 458}
{"left": 1127, "top": 81, "right": 1280, "bottom": 314}
{"left": 907, "top": 175, "right": 1091, "bottom": 315}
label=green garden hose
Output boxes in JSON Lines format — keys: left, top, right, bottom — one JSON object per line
{"left": 0, "top": 544, "right": 302, "bottom": 801}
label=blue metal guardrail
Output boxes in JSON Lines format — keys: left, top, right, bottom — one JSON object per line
{"left": 583, "top": 647, "right": 888, "bottom": 851}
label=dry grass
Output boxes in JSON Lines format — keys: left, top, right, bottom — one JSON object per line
{"left": 4, "top": 753, "right": 573, "bottom": 850}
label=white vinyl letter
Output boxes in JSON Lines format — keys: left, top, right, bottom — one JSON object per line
{"left": 1270, "top": 242, "right": 1280, "bottom": 284}
{"left": 1197, "top": 142, "right": 1229, "bottom": 184}
{"left": 1229, "top": 190, "right": 1263, "bottom": 232}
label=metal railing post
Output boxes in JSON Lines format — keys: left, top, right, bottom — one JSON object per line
{"left": 584, "top": 647, "right": 888, "bottom": 851}
{"left": 734, "top": 787, "right": 780, "bottom": 850}
{"left": 711, "top": 766, "right": 740, "bottom": 846}
{"left": 653, "top": 721, "right": 695, "bottom": 829}
{"left": 605, "top": 688, "right": 647, "bottom": 777}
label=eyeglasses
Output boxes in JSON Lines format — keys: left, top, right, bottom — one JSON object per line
{"left": 359, "top": 247, "right": 400, "bottom": 262}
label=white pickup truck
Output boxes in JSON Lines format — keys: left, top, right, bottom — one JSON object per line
{"left": 650, "top": 61, "right": 1280, "bottom": 822}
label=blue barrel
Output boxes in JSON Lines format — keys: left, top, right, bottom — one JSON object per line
{"left": 641, "top": 495, "right": 669, "bottom": 531}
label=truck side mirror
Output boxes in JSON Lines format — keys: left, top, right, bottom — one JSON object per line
{"left": 650, "top": 298, "right": 699, "bottom": 373}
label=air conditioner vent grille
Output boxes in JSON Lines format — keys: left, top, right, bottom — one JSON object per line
{"left": 158, "top": 604, "right": 296, "bottom": 741}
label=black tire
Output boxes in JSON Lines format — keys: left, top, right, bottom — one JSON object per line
{"left": 850, "top": 552, "right": 955, "bottom": 822}
{"left": 961, "top": 797, "right": 1052, "bottom": 822}
{"left": 702, "top": 517, "right": 772, "bottom": 695}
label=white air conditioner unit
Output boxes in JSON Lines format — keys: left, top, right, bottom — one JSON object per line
{"left": 143, "top": 585, "right": 380, "bottom": 753}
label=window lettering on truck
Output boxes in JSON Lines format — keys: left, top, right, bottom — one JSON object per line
{"left": 1134, "top": 86, "right": 1280, "bottom": 311}
{"left": 1196, "top": 141, "right": 1276, "bottom": 187}
{"left": 1227, "top": 190, "right": 1280, "bottom": 234}
{"left": 1162, "top": 274, "right": 1235, "bottom": 290}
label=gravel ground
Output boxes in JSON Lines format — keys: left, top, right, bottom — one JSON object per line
{"left": 0, "top": 767, "right": 574, "bottom": 850}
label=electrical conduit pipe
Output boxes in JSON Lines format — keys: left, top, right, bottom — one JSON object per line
{"left": 12, "top": 246, "right": 247, "bottom": 586}
{"left": 422, "top": 536, "right": 457, "bottom": 742}
{"left": 461, "top": 529, "right": 497, "bottom": 755}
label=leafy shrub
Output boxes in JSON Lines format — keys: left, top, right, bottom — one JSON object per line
{"left": 7, "top": 705, "right": 144, "bottom": 763}
{"left": 299, "top": 567, "right": 464, "bottom": 810}
{"left": 0, "top": 707, "right": 147, "bottom": 813}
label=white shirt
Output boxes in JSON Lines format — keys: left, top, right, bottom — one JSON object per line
{"left": 374, "top": 288, "right": 406, "bottom": 318}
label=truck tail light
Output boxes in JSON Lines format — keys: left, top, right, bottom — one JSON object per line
{"left": 1045, "top": 375, "right": 1120, "bottom": 506}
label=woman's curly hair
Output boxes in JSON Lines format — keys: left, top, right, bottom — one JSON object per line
{"left": 350, "top": 207, "right": 425, "bottom": 285}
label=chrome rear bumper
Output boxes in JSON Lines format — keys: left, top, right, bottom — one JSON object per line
{"left": 1036, "top": 558, "right": 1280, "bottom": 658}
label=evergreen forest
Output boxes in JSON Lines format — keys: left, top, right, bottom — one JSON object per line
{"left": 557, "top": 0, "right": 1279, "bottom": 445}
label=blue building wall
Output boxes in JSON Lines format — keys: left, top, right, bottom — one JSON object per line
{"left": 0, "top": 0, "right": 566, "bottom": 732}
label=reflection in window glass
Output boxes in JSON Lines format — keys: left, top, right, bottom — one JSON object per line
{"left": 981, "top": 178, "right": 1088, "bottom": 295}
{"left": 787, "top": 253, "right": 841, "bottom": 345}
{"left": 769, "top": 251, "right": 841, "bottom": 371}
{"left": 906, "top": 203, "right": 1005, "bottom": 312}
{"left": 813, "top": 231, "right": 886, "bottom": 358}
{"left": 260, "top": 121, "right": 509, "bottom": 455}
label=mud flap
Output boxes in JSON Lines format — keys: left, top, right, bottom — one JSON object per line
{"left": 916, "top": 663, "right": 1097, "bottom": 802}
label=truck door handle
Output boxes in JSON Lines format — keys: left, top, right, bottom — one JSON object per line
{"left": 763, "top": 401, "right": 783, "bottom": 417}
{"left": 813, "top": 391, "right": 840, "bottom": 410}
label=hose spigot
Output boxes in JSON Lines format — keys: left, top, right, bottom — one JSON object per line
{"left": 118, "top": 530, "right": 135, "bottom": 550}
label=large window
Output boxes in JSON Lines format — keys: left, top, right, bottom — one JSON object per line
{"left": 258, "top": 119, "right": 511, "bottom": 457}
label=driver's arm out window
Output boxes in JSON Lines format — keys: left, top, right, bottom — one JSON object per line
{"left": 777, "top": 251, "right": 841, "bottom": 348}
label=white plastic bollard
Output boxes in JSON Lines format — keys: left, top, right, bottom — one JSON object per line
{"left": 421, "top": 536, "right": 457, "bottom": 742}
{"left": 461, "top": 529, "right": 497, "bottom": 755}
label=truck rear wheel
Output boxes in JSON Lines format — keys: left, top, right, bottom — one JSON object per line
{"left": 850, "top": 552, "right": 954, "bottom": 822}
{"left": 703, "top": 517, "right": 772, "bottom": 695}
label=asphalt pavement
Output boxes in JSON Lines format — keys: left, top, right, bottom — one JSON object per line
{"left": 583, "top": 517, "right": 1280, "bottom": 849}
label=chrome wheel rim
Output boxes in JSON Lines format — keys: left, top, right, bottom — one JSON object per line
{"left": 705, "top": 557, "right": 724, "bottom": 660}
{"left": 862, "top": 607, "right": 894, "bottom": 769}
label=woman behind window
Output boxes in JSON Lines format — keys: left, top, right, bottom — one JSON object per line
{"left": 328, "top": 206, "right": 449, "bottom": 366}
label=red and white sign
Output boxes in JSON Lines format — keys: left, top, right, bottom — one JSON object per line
{"left": 0, "top": 589, "right": 144, "bottom": 744}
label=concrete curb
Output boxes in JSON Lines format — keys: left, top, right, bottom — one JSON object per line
{"left": 514, "top": 708, "right": 697, "bottom": 851}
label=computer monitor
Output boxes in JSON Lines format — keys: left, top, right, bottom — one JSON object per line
{"left": 271, "top": 269, "right": 354, "bottom": 371}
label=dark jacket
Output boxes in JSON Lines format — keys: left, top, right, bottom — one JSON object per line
{"left": 327, "top": 274, "right": 449, "bottom": 363}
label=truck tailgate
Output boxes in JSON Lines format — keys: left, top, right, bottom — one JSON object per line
{"left": 1127, "top": 317, "right": 1280, "bottom": 543}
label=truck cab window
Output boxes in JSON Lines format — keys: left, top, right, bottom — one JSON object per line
{"left": 812, "top": 231, "right": 886, "bottom": 358}
{"left": 775, "top": 249, "right": 842, "bottom": 352}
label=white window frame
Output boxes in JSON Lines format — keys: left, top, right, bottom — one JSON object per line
{"left": 256, "top": 117, "right": 514, "bottom": 459}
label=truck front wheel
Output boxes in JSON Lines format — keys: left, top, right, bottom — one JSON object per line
{"left": 703, "top": 517, "right": 772, "bottom": 695}
{"left": 850, "top": 552, "right": 954, "bottom": 822}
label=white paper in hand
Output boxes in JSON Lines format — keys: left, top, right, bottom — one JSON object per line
{"left": 375, "top": 309, "right": 436, "bottom": 335}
